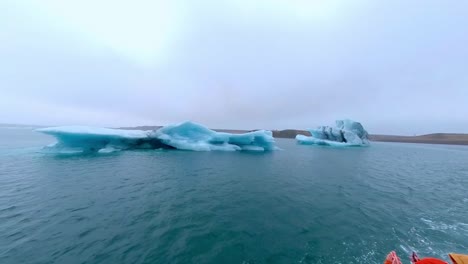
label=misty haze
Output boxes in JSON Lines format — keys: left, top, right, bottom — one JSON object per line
{"left": 1, "top": 1, "right": 467, "bottom": 264}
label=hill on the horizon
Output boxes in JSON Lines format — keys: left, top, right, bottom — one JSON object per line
{"left": 369, "top": 133, "right": 468, "bottom": 145}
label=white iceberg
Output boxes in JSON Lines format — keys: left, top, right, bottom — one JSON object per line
{"left": 296, "top": 119, "right": 369, "bottom": 147}
{"left": 37, "top": 121, "right": 277, "bottom": 153}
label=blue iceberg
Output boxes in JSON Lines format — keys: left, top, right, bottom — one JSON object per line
{"left": 153, "top": 122, "right": 276, "bottom": 151}
{"left": 296, "top": 119, "right": 369, "bottom": 147}
{"left": 37, "top": 121, "right": 277, "bottom": 153}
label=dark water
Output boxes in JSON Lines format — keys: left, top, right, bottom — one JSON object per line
{"left": 1, "top": 127, "right": 467, "bottom": 264}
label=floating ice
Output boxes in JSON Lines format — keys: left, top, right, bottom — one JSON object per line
{"left": 37, "top": 122, "right": 276, "bottom": 153}
{"left": 37, "top": 126, "right": 167, "bottom": 153}
{"left": 296, "top": 119, "right": 369, "bottom": 147}
{"left": 154, "top": 122, "right": 276, "bottom": 151}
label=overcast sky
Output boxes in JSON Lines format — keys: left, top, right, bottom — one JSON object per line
{"left": 1, "top": 0, "right": 467, "bottom": 135}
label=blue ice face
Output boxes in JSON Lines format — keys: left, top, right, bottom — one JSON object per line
{"left": 154, "top": 121, "right": 276, "bottom": 151}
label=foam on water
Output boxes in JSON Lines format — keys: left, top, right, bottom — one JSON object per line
{"left": 421, "top": 218, "right": 468, "bottom": 233}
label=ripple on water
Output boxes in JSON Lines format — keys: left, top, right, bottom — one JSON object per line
{"left": 1, "top": 136, "right": 468, "bottom": 263}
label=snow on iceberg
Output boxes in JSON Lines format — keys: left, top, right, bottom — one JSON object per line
{"left": 37, "top": 121, "right": 277, "bottom": 153}
{"left": 296, "top": 119, "right": 369, "bottom": 147}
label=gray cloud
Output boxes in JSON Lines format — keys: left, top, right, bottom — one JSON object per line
{"left": 1, "top": 0, "right": 467, "bottom": 134}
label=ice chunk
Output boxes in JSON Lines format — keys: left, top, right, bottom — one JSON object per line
{"left": 37, "top": 122, "right": 277, "bottom": 153}
{"left": 37, "top": 126, "right": 169, "bottom": 153}
{"left": 296, "top": 119, "right": 369, "bottom": 147}
{"left": 153, "top": 121, "right": 276, "bottom": 151}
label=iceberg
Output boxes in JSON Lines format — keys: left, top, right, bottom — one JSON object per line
{"left": 37, "top": 121, "right": 276, "bottom": 153}
{"left": 153, "top": 122, "right": 276, "bottom": 151}
{"left": 37, "top": 126, "right": 170, "bottom": 153}
{"left": 296, "top": 119, "right": 369, "bottom": 147}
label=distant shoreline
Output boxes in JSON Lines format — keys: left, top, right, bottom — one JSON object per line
{"left": 272, "top": 130, "right": 468, "bottom": 146}
{"left": 368, "top": 134, "right": 468, "bottom": 146}
{"left": 118, "top": 126, "right": 468, "bottom": 146}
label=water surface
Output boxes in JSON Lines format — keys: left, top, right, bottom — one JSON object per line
{"left": 1, "top": 127, "right": 467, "bottom": 263}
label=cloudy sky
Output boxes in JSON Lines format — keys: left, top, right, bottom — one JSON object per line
{"left": 1, "top": 0, "right": 467, "bottom": 134}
